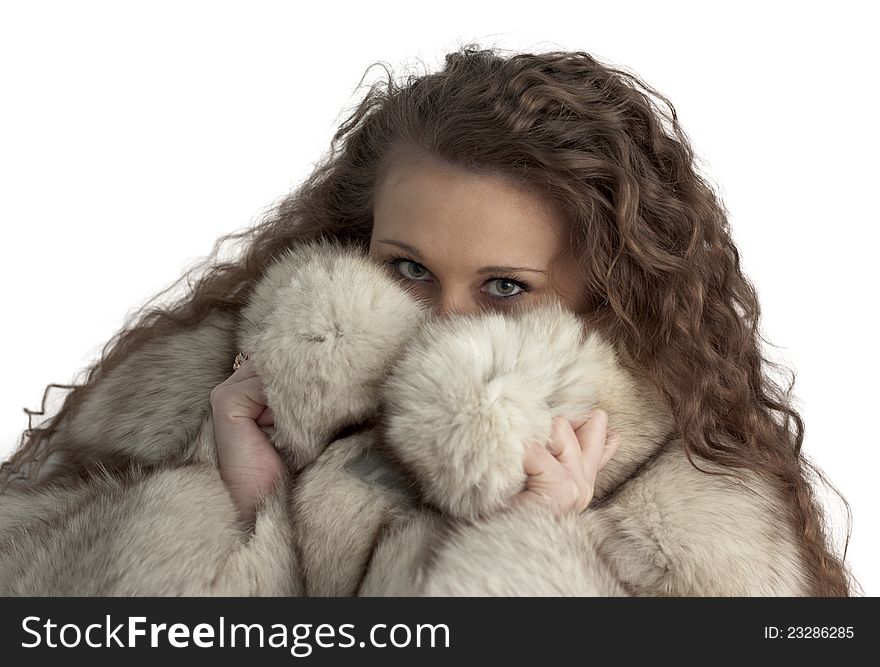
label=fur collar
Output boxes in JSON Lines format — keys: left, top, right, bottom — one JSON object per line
{"left": 233, "top": 238, "right": 676, "bottom": 516}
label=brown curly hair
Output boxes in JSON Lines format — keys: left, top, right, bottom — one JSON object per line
{"left": 1, "top": 44, "right": 858, "bottom": 596}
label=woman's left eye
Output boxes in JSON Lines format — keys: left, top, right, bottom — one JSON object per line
{"left": 485, "top": 278, "right": 527, "bottom": 299}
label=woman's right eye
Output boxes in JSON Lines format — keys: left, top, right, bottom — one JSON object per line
{"left": 390, "top": 257, "right": 431, "bottom": 281}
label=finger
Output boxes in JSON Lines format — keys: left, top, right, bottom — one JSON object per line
{"left": 574, "top": 408, "right": 609, "bottom": 475}
{"left": 546, "top": 417, "right": 585, "bottom": 478}
{"left": 213, "top": 375, "right": 270, "bottom": 421}
{"left": 218, "top": 353, "right": 260, "bottom": 386}
{"left": 544, "top": 416, "right": 567, "bottom": 455}
{"left": 573, "top": 413, "right": 612, "bottom": 505}
{"left": 599, "top": 429, "right": 621, "bottom": 468}
{"left": 231, "top": 354, "right": 260, "bottom": 380}
{"left": 255, "top": 406, "right": 275, "bottom": 427}
{"left": 517, "top": 442, "right": 573, "bottom": 516}
{"left": 522, "top": 440, "right": 565, "bottom": 478}
{"left": 567, "top": 405, "right": 604, "bottom": 434}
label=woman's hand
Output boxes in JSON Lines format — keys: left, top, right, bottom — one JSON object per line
{"left": 210, "top": 353, "right": 284, "bottom": 526}
{"left": 510, "top": 408, "right": 619, "bottom": 517}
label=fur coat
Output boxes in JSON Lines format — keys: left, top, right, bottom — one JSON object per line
{"left": 0, "top": 239, "right": 811, "bottom": 596}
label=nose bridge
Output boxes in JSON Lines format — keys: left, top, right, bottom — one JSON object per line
{"left": 434, "top": 283, "right": 479, "bottom": 318}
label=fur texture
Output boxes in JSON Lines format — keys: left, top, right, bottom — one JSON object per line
{"left": 236, "top": 240, "right": 430, "bottom": 471}
{"left": 0, "top": 239, "right": 811, "bottom": 596}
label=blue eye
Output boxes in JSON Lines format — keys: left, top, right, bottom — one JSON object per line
{"left": 486, "top": 278, "right": 524, "bottom": 298}
{"left": 395, "top": 258, "right": 430, "bottom": 281}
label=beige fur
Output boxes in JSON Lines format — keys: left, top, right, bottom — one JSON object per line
{"left": 0, "top": 239, "right": 811, "bottom": 596}
{"left": 42, "top": 311, "right": 238, "bottom": 474}
{"left": 0, "top": 418, "right": 299, "bottom": 595}
{"left": 237, "top": 238, "right": 430, "bottom": 471}
{"left": 380, "top": 301, "right": 675, "bottom": 519}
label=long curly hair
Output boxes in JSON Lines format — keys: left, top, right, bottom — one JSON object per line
{"left": 2, "top": 44, "right": 857, "bottom": 595}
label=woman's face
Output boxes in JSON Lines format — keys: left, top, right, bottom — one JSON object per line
{"left": 369, "top": 158, "right": 586, "bottom": 317}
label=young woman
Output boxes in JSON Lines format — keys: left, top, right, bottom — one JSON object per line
{"left": 1, "top": 45, "right": 856, "bottom": 596}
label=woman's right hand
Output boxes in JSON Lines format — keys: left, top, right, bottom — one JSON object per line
{"left": 210, "top": 353, "right": 284, "bottom": 526}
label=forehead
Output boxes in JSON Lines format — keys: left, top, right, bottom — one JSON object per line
{"left": 372, "top": 159, "right": 566, "bottom": 264}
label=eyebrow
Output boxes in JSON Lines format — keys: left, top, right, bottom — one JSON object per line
{"left": 376, "top": 239, "right": 549, "bottom": 275}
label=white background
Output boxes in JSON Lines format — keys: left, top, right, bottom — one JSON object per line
{"left": 1, "top": 1, "right": 876, "bottom": 595}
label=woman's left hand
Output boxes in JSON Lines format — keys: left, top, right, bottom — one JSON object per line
{"left": 510, "top": 408, "right": 620, "bottom": 517}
